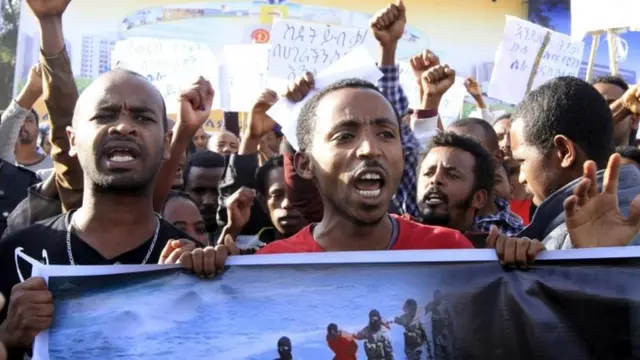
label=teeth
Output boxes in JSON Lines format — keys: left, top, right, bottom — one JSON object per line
{"left": 361, "top": 173, "right": 381, "bottom": 180}
{"left": 358, "top": 189, "right": 381, "bottom": 198}
{"left": 109, "top": 155, "right": 134, "bottom": 163}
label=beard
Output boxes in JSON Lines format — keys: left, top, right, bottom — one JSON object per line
{"left": 420, "top": 192, "right": 474, "bottom": 228}
{"left": 19, "top": 130, "right": 33, "bottom": 144}
{"left": 79, "top": 147, "right": 163, "bottom": 196}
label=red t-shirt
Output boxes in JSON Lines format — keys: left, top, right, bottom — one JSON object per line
{"left": 257, "top": 214, "right": 473, "bottom": 254}
{"left": 510, "top": 199, "right": 532, "bottom": 225}
{"left": 327, "top": 333, "right": 358, "bottom": 360}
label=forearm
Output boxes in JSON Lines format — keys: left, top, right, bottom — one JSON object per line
{"left": 611, "top": 98, "right": 632, "bottom": 125}
{"left": 39, "top": 17, "right": 83, "bottom": 211}
{"left": 152, "top": 126, "right": 193, "bottom": 212}
{"left": 0, "top": 101, "right": 29, "bottom": 163}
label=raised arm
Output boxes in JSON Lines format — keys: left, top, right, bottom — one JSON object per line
{"left": 31, "top": 0, "right": 81, "bottom": 211}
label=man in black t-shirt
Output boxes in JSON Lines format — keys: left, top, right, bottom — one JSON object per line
{"left": 0, "top": 6, "right": 227, "bottom": 355}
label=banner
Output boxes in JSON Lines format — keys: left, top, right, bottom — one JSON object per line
{"left": 488, "top": 16, "right": 585, "bottom": 105}
{"left": 29, "top": 248, "right": 640, "bottom": 360}
{"left": 570, "top": 0, "right": 640, "bottom": 41}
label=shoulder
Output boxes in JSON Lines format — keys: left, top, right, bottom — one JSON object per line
{"left": 393, "top": 215, "right": 473, "bottom": 249}
{"left": 158, "top": 219, "right": 196, "bottom": 243}
{"left": 1, "top": 213, "right": 65, "bottom": 245}
{"left": 257, "top": 226, "right": 317, "bottom": 254}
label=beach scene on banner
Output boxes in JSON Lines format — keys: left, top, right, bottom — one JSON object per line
{"left": 43, "top": 262, "right": 500, "bottom": 360}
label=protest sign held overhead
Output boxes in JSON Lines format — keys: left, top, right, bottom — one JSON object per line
{"left": 488, "top": 16, "right": 585, "bottom": 105}
{"left": 571, "top": 0, "right": 640, "bottom": 41}
{"left": 267, "top": 18, "right": 377, "bottom": 81}
{"left": 111, "top": 37, "right": 221, "bottom": 112}
{"left": 267, "top": 46, "right": 383, "bottom": 151}
{"left": 222, "top": 44, "right": 271, "bottom": 112}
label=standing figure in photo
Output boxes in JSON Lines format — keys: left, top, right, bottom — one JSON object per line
{"left": 354, "top": 309, "right": 394, "bottom": 360}
{"left": 275, "top": 336, "right": 293, "bottom": 360}
{"left": 425, "top": 290, "right": 454, "bottom": 360}
{"left": 393, "top": 299, "right": 431, "bottom": 360}
{"left": 326, "top": 323, "right": 358, "bottom": 360}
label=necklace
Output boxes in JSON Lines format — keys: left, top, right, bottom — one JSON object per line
{"left": 66, "top": 212, "right": 161, "bottom": 265}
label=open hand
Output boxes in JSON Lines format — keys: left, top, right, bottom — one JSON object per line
{"left": 247, "top": 89, "right": 278, "bottom": 139}
{"left": 0, "top": 277, "right": 53, "bottom": 349}
{"left": 463, "top": 77, "right": 482, "bottom": 97}
{"left": 409, "top": 50, "right": 440, "bottom": 82}
{"left": 564, "top": 153, "right": 640, "bottom": 248}
{"left": 283, "top": 72, "right": 315, "bottom": 103}
{"left": 486, "top": 225, "right": 544, "bottom": 268}
{"left": 178, "top": 77, "right": 215, "bottom": 132}
{"left": 421, "top": 64, "right": 456, "bottom": 97}
{"left": 26, "top": 0, "right": 71, "bottom": 19}
{"left": 369, "top": 0, "right": 406, "bottom": 47}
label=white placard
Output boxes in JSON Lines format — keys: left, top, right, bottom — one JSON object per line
{"left": 398, "top": 61, "right": 421, "bottom": 109}
{"left": 266, "top": 47, "right": 383, "bottom": 151}
{"left": 222, "top": 44, "right": 270, "bottom": 112}
{"left": 267, "top": 18, "right": 377, "bottom": 81}
{"left": 571, "top": 0, "right": 640, "bottom": 41}
{"left": 111, "top": 37, "right": 221, "bottom": 113}
{"left": 438, "top": 76, "right": 468, "bottom": 127}
{"left": 488, "top": 16, "right": 584, "bottom": 105}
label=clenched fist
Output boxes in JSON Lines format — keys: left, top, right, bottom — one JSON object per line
{"left": 421, "top": 64, "right": 456, "bottom": 97}
{"left": 409, "top": 50, "right": 440, "bottom": 82}
{"left": 370, "top": 0, "right": 406, "bottom": 46}
{"left": 178, "top": 77, "right": 215, "bottom": 132}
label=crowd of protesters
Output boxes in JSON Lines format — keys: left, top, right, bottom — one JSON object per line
{"left": 1, "top": 0, "right": 640, "bottom": 359}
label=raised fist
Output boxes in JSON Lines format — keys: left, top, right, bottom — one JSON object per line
{"left": 370, "top": 0, "right": 406, "bottom": 46}
{"left": 283, "top": 72, "right": 315, "bottom": 103}
{"left": 178, "top": 77, "right": 215, "bottom": 132}
{"left": 421, "top": 64, "right": 456, "bottom": 97}
{"left": 409, "top": 50, "right": 440, "bottom": 81}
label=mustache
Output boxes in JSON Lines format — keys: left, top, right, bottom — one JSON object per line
{"left": 98, "top": 135, "right": 143, "bottom": 153}
{"left": 350, "top": 160, "right": 386, "bottom": 177}
{"left": 421, "top": 186, "right": 449, "bottom": 204}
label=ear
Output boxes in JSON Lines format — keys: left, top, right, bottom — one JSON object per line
{"left": 471, "top": 189, "right": 488, "bottom": 211}
{"left": 293, "top": 151, "right": 314, "bottom": 180}
{"left": 66, "top": 126, "right": 78, "bottom": 158}
{"left": 552, "top": 134, "right": 576, "bottom": 169}
{"left": 162, "top": 131, "right": 171, "bottom": 161}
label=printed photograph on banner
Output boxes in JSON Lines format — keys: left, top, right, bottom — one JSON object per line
{"left": 34, "top": 253, "right": 640, "bottom": 360}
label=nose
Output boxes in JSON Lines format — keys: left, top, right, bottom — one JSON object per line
{"left": 202, "top": 191, "right": 217, "bottom": 205}
{"left": 355, "top": 135, "right": 382, "bottom": 159}
{"left": 281, "top": 196, "right": 293, "bottom": 210}
{"left": 108, "top": 114, "right": 138, "bottom": 136}
{"left": 518, "top": 167, "right": 527, "bottom": 185}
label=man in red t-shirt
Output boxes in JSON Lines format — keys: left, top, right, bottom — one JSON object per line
{"left": 326, "top": 323, "right": 358, "bottom": 360}
{"left": 257, "top": 72, "right": 473, "bottom": 254}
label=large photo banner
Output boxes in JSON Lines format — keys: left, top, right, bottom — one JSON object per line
{"left": 25, "top": 248, "right": 640, "bottom": 360}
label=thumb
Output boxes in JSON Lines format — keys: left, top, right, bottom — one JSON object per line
{"left": 396, "top": 0, "right": 406, "bottom": 15}
{"left": 626, "top": 194, "right": 640, "bottom": 230}
{"left": 486, "top": 225, "right": 499, "bottom": 248}
{"left": 223, "top": 234, "right": 240, "bottom": 255}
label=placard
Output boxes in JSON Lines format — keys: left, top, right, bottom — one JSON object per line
{"left": 222, "top": 44, "right": 270, "bottom": 112}
{"left": 111, "top": 37, "right": 221, "bottom": 112}
{"left": 267, "top": 18, "right": 377, "bottom": 80}
{"left": 488, "top": 16, "right": 584, "bottom": 105}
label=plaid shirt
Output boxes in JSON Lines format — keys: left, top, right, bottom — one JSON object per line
{"left": 474, "top": 198, "right": 524, "bottom": 236}
{"left": 377, "top": 65, "right": 420, "bottom": 217}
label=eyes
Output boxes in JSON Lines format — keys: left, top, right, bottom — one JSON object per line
{"left": 331, "top": 130, "right": 397, "bottom": 143}
{"left": 93, "top": 113, "right": 156, "bottom": 124}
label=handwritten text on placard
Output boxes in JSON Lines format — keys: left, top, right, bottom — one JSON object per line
{"left": 268, "top": 19, "right": 374, "bottom": 80}
{"left": 488, "top": 16, "right": 584, "bottom": 105}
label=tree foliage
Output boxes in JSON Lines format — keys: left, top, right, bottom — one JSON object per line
{"left": 0, "top": 0, "right": 19, "bottom": 109}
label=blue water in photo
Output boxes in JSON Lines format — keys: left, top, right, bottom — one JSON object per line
{"left": 47, "top": 263, "right": 494, "bottom": 360}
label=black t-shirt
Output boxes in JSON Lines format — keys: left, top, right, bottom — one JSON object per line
{"left": 0, "top": 211, "right": 193, "bottom": 328}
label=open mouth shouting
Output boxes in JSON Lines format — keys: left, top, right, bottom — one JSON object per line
{"left": 352, "top": 167, "right": 387, "bottom": 200}
{"left": 102, "top": 141, "right": 142, "bottom": 170}
{"left": 423, "top": 188, "right": 448, "bottom": 207}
